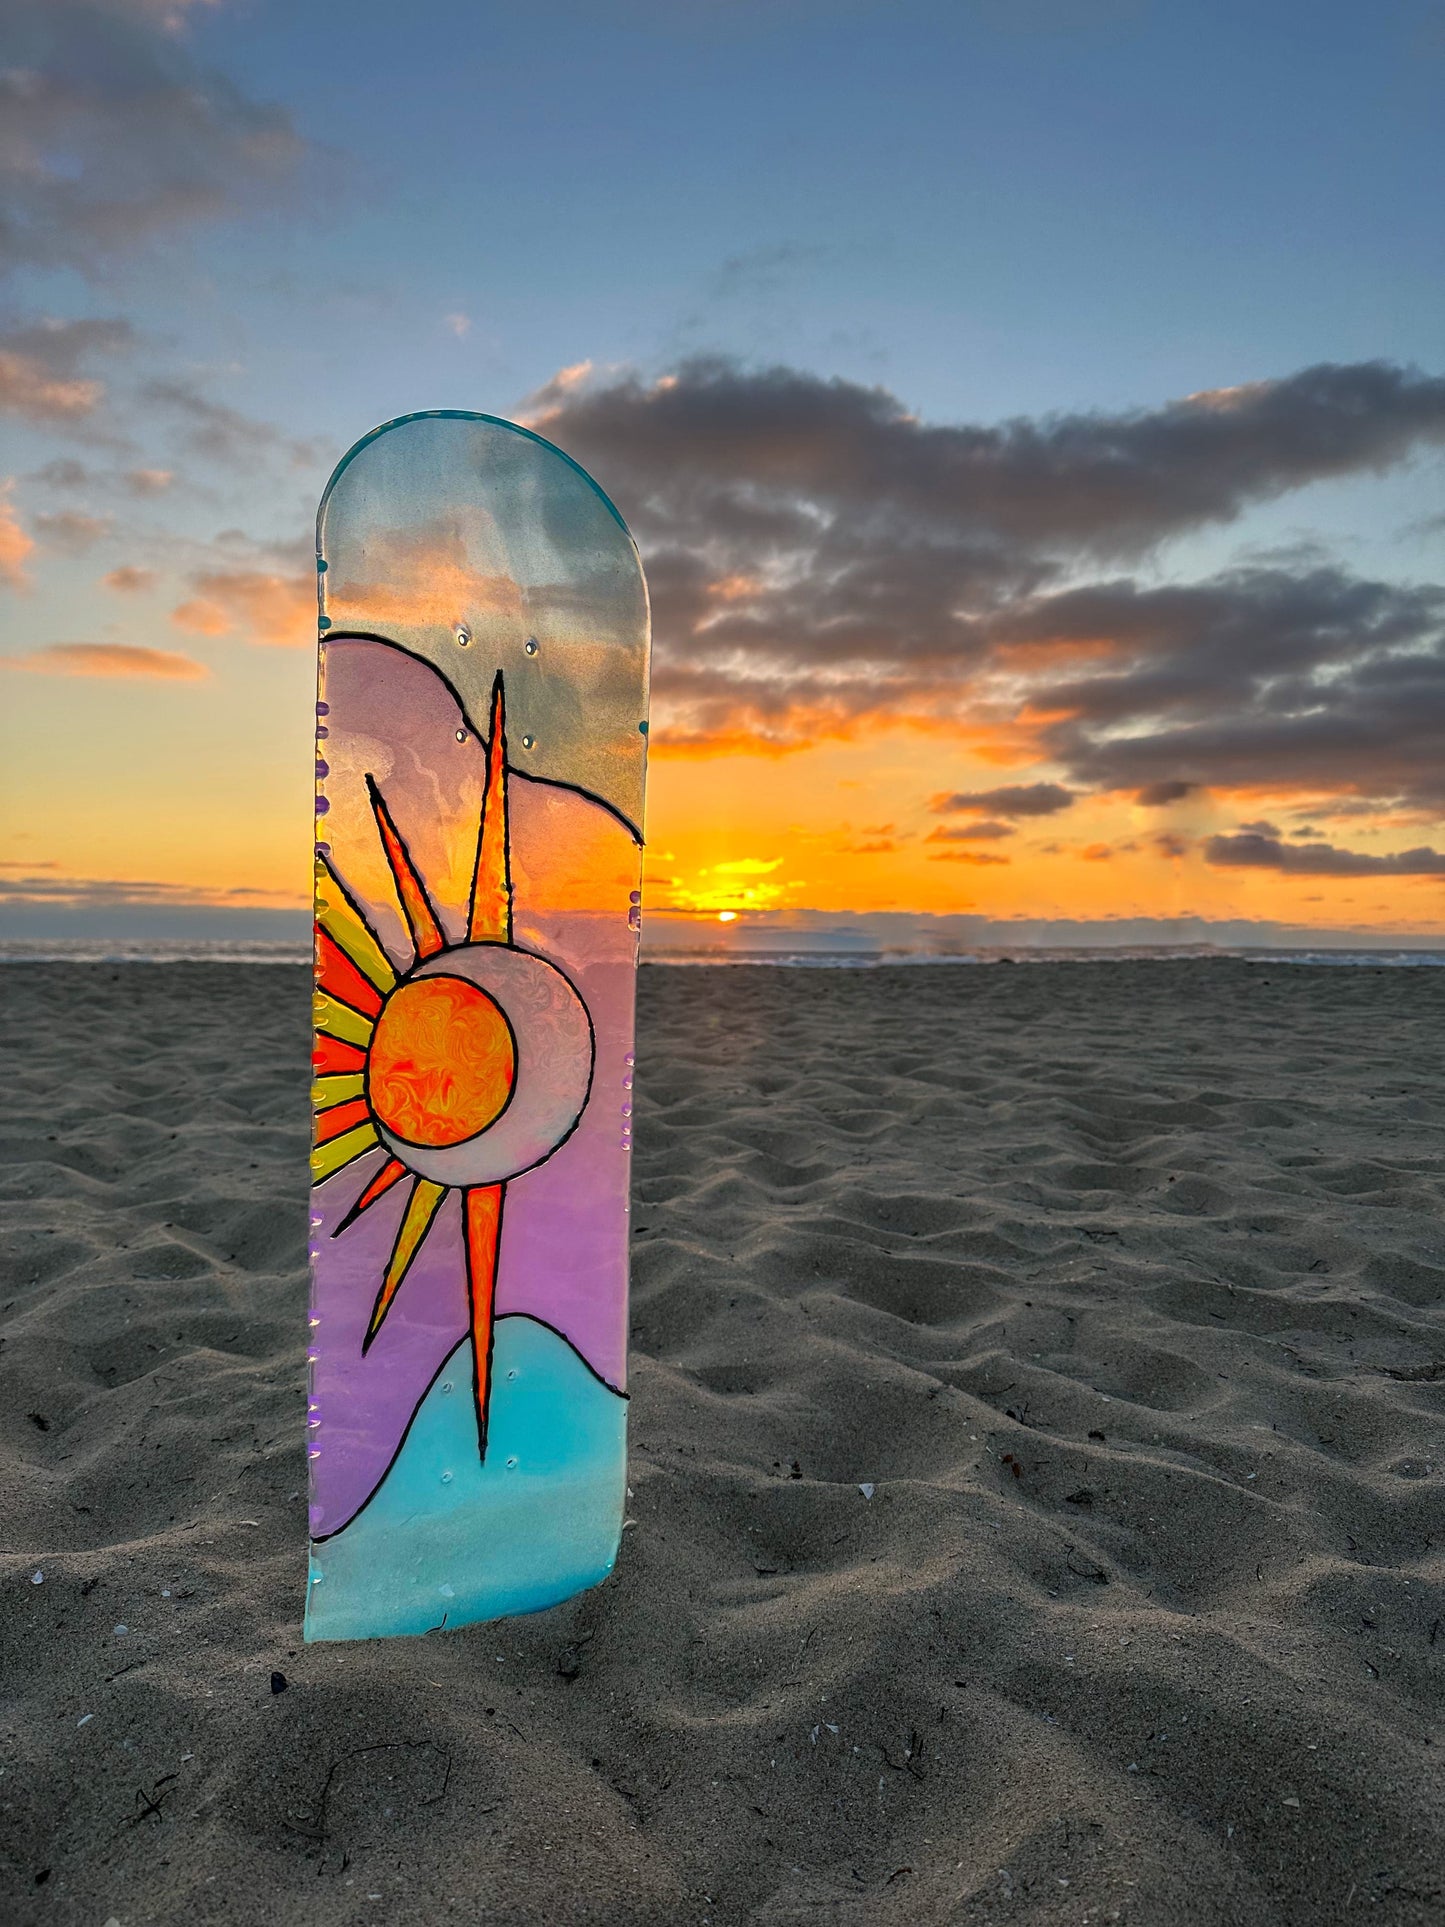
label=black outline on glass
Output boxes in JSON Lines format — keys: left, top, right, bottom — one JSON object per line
{"left": 363, "top": 970, "right": 519, "bottom": 1152}
{"left": 467, "top": 667, "right": 515, "bottom": 941}
{"left": 361, "top": 1176, "right": 446, "bottom": 1357}
{"left": 321, "top": 632, "right": 644, "bottom": 845}
{"left": 365, "top": 773, "right": 445, "bottom": 963}
{"left": 310, "top": 1312, "right": 628, "bottom": 1546}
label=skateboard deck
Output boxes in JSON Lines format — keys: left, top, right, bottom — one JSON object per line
{"left": 304, "top": 411, "right": 649, "bottom": 1641}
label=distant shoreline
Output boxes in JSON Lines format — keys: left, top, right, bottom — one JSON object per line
{"left": 2, "top": 940, "right": 1442, "bottom": 968}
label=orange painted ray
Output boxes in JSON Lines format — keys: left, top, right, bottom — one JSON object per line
{"left": 367, "top": 774, "right": 446, "bottom": 960}
{"left": 315, "top": 924, "right": 384, "bottom": 1018}
{"left": 459, "top": 671, "right": 516, "bottom": 1457}
{"left": 314, "top": 1095, "right": 374, "bottom": 1145}
{"left": 469, "top": 671, "right": 514, "bottom": 944}
{"left": 464, "top": 1185, "right": 504, "bottom": 1456}
{"left": 363, "top": 1177, "right": 448, "bottom": 1352}
{"left": 312, "top": 1032, "right": 367, "bottom": 1077}
{"left": 332, "top": 1156, "right": 410, "bottom": 1238}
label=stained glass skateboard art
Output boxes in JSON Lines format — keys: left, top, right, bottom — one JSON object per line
{"left": 304, "top": 412, "right": 650, "bottom": 1641}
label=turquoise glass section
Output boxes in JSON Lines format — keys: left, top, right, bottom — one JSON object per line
{"left": 304, "top": 1316, "right": 627, "bottom": 1642}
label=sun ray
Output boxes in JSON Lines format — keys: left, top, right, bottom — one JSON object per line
{"left": 367, "top": 776, "right": 446, "bottom": 960}
{"left": 332, "top": 1157, "right": 410, "bottom": 1238}
{"left": 312, "top": 1033, "right": 367, "bottom": 1077}
{"left": 364, "top": 1178, "right": 448, "bottom": 1351}
{"left": 312, "top": 1071, "right": 365, "bottom": 1108}
{"left": 314, "top": 1096, "right": 373, "bottom": 1145}
{"left": 464, "top": 1184, "right": 504, "bottom": 1458}
{"left": 311, "top": 1121, "right": 380, "bottom": 1184}
{"left": 314, "top": 990, "right": 375, "bottom": 1050}
{"left": 469, "top": 672, "right": 513, "bottom": 943}
{"left": 316, "top": 925, "right": 385, "bottom": 1018}
{"left": 315, "top": 854, "right": 398, "bottom": 992}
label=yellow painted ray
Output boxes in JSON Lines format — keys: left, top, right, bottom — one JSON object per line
{"left": 364, "top": 1178, "right": 448, "bottom": 1351}
{"left": 315, "top": 855, "right": 398, "bottom": 993}
{"left": 311, "top": 1122, "right": 380, "bottom": 1184}
{"left": 314, "top": 990, "right": 374, "bottom": 1050}
{"left": 312, "top": 1071, "right": 366, "bottom": 1108}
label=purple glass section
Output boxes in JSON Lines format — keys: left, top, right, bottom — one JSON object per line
{"left": 309, "top": 637, "right": 640, "bottom": 1538}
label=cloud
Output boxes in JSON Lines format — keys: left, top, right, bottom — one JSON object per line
{"left": 6, "top": 641, "right": 206, "bottom": 679}
{"left": 0, "top": 486, "right": 35, "bottom": 587}
{"left": 0, "top": 871, "right": 284, "bottom": 908}
{"left": 144, "top": 377, "right": 321, "bottom": 470}
{"left": 125, "top": 466, "right": 174, "bottom": 495}
{"left": 1135, "top": 780, "right": 1196, "bottom": 806}
{"left": 1236, "top": 819, "right": 1281, "bottom": 836}
{"left": 444, "top": 312, "right": 472, "bottom": 339}
{"left": 1204, "top": 833, "right": 1445, "bottom": 877}
{"left": 1016, "top": 568, "right": 1445, "bottom": 811}
{"left": 530, "top": 356, "right": 1445, "bottom": 555}
{"left": 927, "top": 849, "right": 1011, "bottom": 865}
{"left": 171, "top": 565, "right": 312, "bottom": 645}
{"left": 521, "top": 355, "right": 1445, "bottom": 760}
{"left": 33, "top": 508, "right": 113, "bottom": 554}
{"left": 926, "top": 821, "right": 1015, "bottom": 842}
{"left": 0, "top": 0, "right": 308, "bottom": 282}
{"left": 28, "top": 457, "right": 176, "bottom": 499}
{"left": 706, "top": 242, "right": 830, "bottom": 303}
{"left": 102, "top": 564, "right": 156, "bottom": 591}
{"left": 0, "top": 317, "right": 134, "bottom": 422}
{"left": 931, "top": 782, "right": 1075, "bottom": 817}
{"left": 29, "top": 457, "right": 92, "bottom": 489}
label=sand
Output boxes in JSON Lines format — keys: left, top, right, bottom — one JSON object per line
{"left": 2, "top": 959, "right": 1443, "bottom": 1925}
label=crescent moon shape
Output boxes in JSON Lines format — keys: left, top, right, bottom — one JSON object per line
{"left": 372, "top": 943, "right": 594, "bottom": 1186}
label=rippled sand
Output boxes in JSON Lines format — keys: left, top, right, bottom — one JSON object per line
{"left": 2, "top": 961, "right": 1442, "bottom": 1924}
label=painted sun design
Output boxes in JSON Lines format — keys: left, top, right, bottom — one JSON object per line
{"left": 310, "top": 671, "right": 593, "bottom": 1457}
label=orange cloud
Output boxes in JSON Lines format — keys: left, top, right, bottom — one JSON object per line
{"left": 7, "top": 643, "right": 206, "bottom": 680}
{"left": 0, "top": 486, "right": 34, "bottom": 590}
{"left": 172, "top": 597, "right": 230, "bottom": 636}
{"left": 103, "top": 565, "right": 158, "bottom": 593}
{"left": 173, "top": 568, "right": 313, "bottom": 646}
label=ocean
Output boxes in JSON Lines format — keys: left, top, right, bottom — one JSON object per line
{"left": 3, "top": 939, "right": 1442, "bottom": 967}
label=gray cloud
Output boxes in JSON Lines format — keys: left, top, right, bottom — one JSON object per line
{"left": 1027, "top": 570, "right": 1445, "bottom": 809}
{"left": 925, "top": 818, "right": 1016, "bottom": 841}
{"left": 143, "top": 376, "right": 322, "bottom": 470}
{"left": 1134, "top": 780, "right": 1197, "bottom": 805}
{"left": 0, "top": 0, "right": 307, "bottom": 281}
{"left": 523, "top": 358, "right": 1445, "bottom": 804}
{"left": 931, "top": 782, "right": 1076, "bottom": 817}
{"left": 532, "top": 355, "right": 1445, "bottom": 558}
{"left": 0, "top": 871, "right": 253, "bottom": 906}
{"left": 1205, "top": 833, "right": 1445, "bottom": 877}
{"left": 32, "top": 508, "right": 112, "bottom": 553}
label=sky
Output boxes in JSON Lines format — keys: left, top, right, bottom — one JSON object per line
{"left": 2, "top": 0, "right": 1443, "bottom": 948}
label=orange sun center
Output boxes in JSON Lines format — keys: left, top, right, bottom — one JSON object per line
{"left": 367, "top": 974, "right": 516, "bottom": 1148}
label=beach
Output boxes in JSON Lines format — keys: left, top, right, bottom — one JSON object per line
{"left": 2, "top": 958, "right": 1443, "bottom": 1925}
